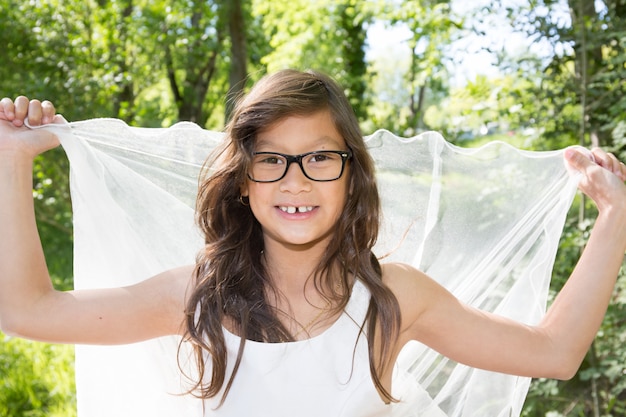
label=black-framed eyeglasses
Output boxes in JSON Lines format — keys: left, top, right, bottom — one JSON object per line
{"left": 247, "top": 150, "right": 352, "bottom": 183}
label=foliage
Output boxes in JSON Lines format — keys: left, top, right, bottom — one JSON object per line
{"left": 523, "top": 207, "right": 626, "bottom": 416}
{"left": 251, "top": 0, "right": 373, "bottom": 120}
{"left": 424, "top": 1, "right": 626, "bottom": 414}
{"left": 0, "top": 333, "right": 76, "bottom": 417}
{"left": 1, "top": 0, "right": 625, "bottom": 415}
{"left": 481, "top": 1, "right": 626, "bottom": 414}
{"left": 364, "top": 0, "right": 460, "bottom": 136}
{"left": 424, "top": 74, "right": 535, "bottom": 145}
{"left": 145, "top": 0, "right": 227, "bottom": 125}
{"left": 493, "top": 0, "right": 626, "bottom": 150}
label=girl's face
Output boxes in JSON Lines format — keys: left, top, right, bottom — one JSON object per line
{"left": 241, "top": 109, "right": 350, "bottom": 253}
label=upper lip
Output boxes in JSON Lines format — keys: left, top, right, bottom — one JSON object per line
{"left": 276, "top": 202, "right": 315, "bottom": 207}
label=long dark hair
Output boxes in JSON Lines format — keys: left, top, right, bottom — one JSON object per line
{"left": 182, "top": 69, "right": 401, "bottom": 404}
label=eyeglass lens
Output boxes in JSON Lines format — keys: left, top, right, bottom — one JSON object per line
{"left": 249, "top": 151, "right": 348, "bottom": 182}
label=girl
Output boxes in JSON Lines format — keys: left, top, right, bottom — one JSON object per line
{"left": 1, "top": 69, "right": 625, "bottom": 416}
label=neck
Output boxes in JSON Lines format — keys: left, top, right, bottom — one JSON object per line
{"left": 263, "top": 243, "right": 324, "bottom": 292}
{"left": 260, "top": 238, "right": 353, "bottom": 340}
{"left": 261, "top": 236, "right": 344, "bottom": 303}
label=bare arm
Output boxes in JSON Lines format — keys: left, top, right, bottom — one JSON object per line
{"left": 0, "top": 97, "right": 191, "bottom": 344}
{"left": 537, "top": 147, "right": 626, "bottom": 376}
{"left": 388, "top": 147, "right": 626, "bottom": 380}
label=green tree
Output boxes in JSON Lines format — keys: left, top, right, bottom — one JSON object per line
{"left": 365, "top": 0, "right": 460, "bottom": 136}
{"left": 494, "top": 0, "right": 626, "bottom": 151}
{"left": 224, "top": 0, "right": 249, "bottom": 121}
{"left": 252, "top": 0, "right": 372, "bottom": 119}
{"left": 3, "top": 1, "right": 625, "bottom": 415}
{"left": 392, "top": 0, "right": 459, "bottom": 134}
{"left": 155, "top": 0, "right": 227, "bottom": 125}
{"left": 464, "top": 1, "right": 626, "bottom": 415}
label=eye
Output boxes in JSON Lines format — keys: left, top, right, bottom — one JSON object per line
{"left": 308, "top": 152, "right": 335, "bottom": 163}
{"left": 255, "top": 154, "right": 284, "bottom": 165}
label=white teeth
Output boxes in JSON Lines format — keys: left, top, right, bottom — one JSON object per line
{"left": 279, "top": 206, "right": 314, "bottom": 214}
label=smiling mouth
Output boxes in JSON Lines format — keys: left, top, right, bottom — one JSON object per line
{"left": 278, "top": 206, "right": 315, "bottom": 214}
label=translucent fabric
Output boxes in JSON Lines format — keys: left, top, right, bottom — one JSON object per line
{"left": 38, "top": 118, "right": 579, "bottom": 416}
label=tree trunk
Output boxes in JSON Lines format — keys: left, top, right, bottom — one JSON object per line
{"left": 164, "top": 1, "right": 225, "bottom": 125}
{"left": 112, "top": 0, "right": 135, "bottom": 122}
{"left": 337, "top": 2, "right": 369, "bottom": 121}
{"left": 225, "top": 0, "right": 248, "bottom": 123}
{"left": 569, "top": 0, "right": 603, "bottom": 147}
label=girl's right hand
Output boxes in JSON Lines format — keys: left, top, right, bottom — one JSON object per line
{"left": 0, "top": 96, "right": 63, "bottom": 159}
{"left": 0, "top": 96, "right": 57, "bottom": 127}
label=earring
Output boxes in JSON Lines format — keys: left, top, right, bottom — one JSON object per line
{"left": 239, "top": 195, "right": 250, "bottom": 206}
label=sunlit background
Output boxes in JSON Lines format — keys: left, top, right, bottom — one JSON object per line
{"left": 1, "top": 1, "right": 624, "bottom": 416}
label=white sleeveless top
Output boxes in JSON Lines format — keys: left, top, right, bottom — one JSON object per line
{"left": 202, "top": 280, "right": 392, "bottom": 416}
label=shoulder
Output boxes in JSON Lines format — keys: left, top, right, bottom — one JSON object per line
{"left": 142, "top": 264, "right": 195, "bottom": 294}
{"left": 133, "top": 264, "right": 196, "bottom": 335}
{"left": 381, "top": 262, "right": 423, "bottom": 284}
{"left": 380, "top": 262, "right": 457, "bottom": 333}
{"left": 381, "top": 261, "right": 437, "bottom": 299}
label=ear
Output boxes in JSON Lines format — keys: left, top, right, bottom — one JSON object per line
{"left": 240, "top": 182, "right": 249, "bottom": 198}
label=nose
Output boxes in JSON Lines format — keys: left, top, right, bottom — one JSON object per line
{"left": 279, "top": 160, "right": 311, "bottom": 193}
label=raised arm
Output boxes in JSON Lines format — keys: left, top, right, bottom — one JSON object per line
{"left": 537, "top": 147, "right": 626, "bottom": 374}
{"left": 0, "top": 97, "right": 190, "bottom": 344}
{"left": 387, "top": 147, "right": 626, "bottom": 379}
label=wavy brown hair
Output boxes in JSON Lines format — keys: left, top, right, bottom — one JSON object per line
{"left": 182, "top": 69, "right": 401, "bottom": 404}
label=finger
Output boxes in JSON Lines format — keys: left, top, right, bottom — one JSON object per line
{"left": 611, "top": 155, "right": 626, "bottom": 182}
{"left": 12, "top": 96, "right": 30, "bottom": 127}
{"left": 52, "top": 114, "right": 68, "bottom": 125}
{"left": 41, "top": 100, "right": 56, "bottom": 124}
{"left": 606, "top": 154, "right": 626, "bottom": 181}
{"left": 590, "top": 147, "right": 611, "bottom": 167}
{"left": 590, "top": 148, "right": 626, "bottom": 181}
{"left": 564, "top": 147, "right": 596, "bottom": 172}
{"left": 27, "top": 99, "right": 44, "bottom": 126}
{"left": 605, "top": 152, "right": 622, "bottom": 178}
{"left": 0, "top": 97, "right": 15, "bottom": 121}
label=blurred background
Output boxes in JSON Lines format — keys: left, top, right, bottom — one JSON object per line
{"left": 0, "top": 0, "right": 624, "bottom": 415}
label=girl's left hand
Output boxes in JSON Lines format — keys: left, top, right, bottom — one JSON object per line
{"left": 565, "top": 147, "right": 626, "bottom": 214}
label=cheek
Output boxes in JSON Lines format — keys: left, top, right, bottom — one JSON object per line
{"left": 331, "top": 182, "right": 350, "bottom": 212}
{"left": 246, "top": 183, "right": 269, "bottom": 215}
{"left": 246, "top": 182, "right": 262, "bottom": 201}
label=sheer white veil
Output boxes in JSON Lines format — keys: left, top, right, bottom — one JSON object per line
{"left": 39, "top": 118, "right": 579, "bottom": 416}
